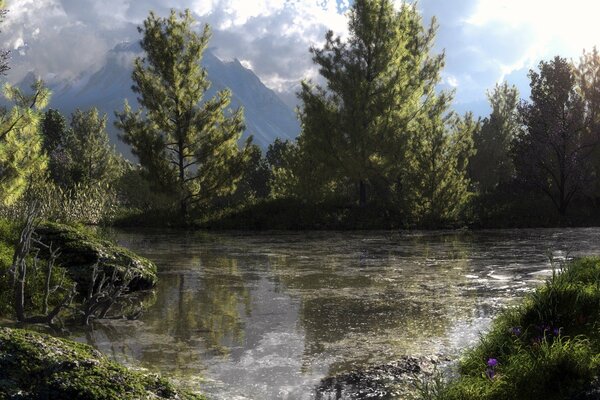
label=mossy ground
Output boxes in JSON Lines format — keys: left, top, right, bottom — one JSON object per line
{"left": 427, "top": 257, "right": 600, "bottom": 400}
{"left": 0, "top": 327, "right": 204, "bottom": 400}
{"left": 35, "top": 222, "right": 157, "bottom": 291}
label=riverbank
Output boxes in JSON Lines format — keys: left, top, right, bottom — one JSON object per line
{"left": 112, "top": 197, "right": 600, "bottom": 231}
{"left": 0, "top": 327, "right": 204, "bottom": 399}
{"left": 426, "top": 257, "right": 600, "bottom": 400}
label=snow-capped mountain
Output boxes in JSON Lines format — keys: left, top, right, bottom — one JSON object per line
{"left": 20, "top": 42, "right": 300, "bottom": 155}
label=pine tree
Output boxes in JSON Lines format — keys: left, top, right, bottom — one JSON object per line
{"left": 116, "top": 9, "right": 250, "bottom": 220}
{"left": 470, "top": 82, "right": 520, "bottom": 193}
{"left": 408, "top": 112, "right": 476, "bottom": 225}
{"left": 298, "top": 0, "right": 449, "bottom": 208}
{"left": 0, "top": 80, "right": 50, "bottom": 205}
{"left": 63, "top": 108, "right": 120, "bottom": 189}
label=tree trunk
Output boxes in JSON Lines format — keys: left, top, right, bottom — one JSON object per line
{"left": 359, "top": 180, "right": 367, "bottom": 208}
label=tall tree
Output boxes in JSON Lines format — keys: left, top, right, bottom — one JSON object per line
{"left": 470, "top": 82, "right": 520, "bottom": 193}
{"left": 116, "top": 9, "right": 250, "bottom": 219}
{"left": 0, "top": 80, "right": 50, "bottom": 205}
{"left": 575, "top": 48, "right": 600, "bottom": 202}
{"left": 63, "top": 108, "right": 120, "bottom": 188}
{"left": 40, "top": 108, "right": 69, "bottom": 185}
{"left": 515, "top": 56, "right": 595, "bottom": 216}
{"left": 408, "top": 112, "right": 477, "bottom": 225}
{"left": 298, "top": 0, "right": 450, "bottom": 208}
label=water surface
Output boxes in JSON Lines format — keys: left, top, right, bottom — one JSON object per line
{"left": 76, "top": 228, "right": 600, "bottom": 399}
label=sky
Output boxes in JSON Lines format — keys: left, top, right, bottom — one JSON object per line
{"left": 2, "top": 0, "right": 600, "bottom": 114}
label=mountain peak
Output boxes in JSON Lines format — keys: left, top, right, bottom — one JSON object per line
{"left": 31, "top": 43, "right": 300, "bottom": 156}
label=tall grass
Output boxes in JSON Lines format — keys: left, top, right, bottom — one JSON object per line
{"left": 426, "top": 257, "right": 600, "bottom": 400}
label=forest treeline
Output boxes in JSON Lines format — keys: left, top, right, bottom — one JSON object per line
{"left": 3, "top": 0, "right": 600, "bottom": 229}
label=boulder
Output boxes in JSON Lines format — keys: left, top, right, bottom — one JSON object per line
{"left": 35, "top": 222, "right": 157, "bottom": 292}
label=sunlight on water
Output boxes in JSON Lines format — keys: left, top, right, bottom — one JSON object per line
{"left": 73, "top": 228, "right": 600, "bottom": 399}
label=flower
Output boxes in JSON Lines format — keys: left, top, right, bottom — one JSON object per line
{"left": 509, "top": 326, "right": 522, "bottom": 336}
{"left": 487, "top": 358, "right": 498, "bottom": 368}
{"left": 553, "top": 327, "right": 561, "bottom": 336}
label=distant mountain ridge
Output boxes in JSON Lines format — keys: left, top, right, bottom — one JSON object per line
{"left": 19, "top": 42, "right": 300, "bottom": 156}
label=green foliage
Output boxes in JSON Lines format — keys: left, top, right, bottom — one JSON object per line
{"left": 216, "top": 144, "right": 271, "bottom": 207}
{"left": 429, "top": 257, "right": 600, "bottom": 400}
{"left": 61, "top": 108, "right": 122, "bottom": 189}
{"left": 0, "top": 178, "right": 118, "bottom": 225}
{"left": 114, "top": 163, "right": 176, "bottom": 213}
{"left": 0, "top": 217, "right": 75, "bottom": 319}
{"left": 0, "top": 217, "right": 16, "bottom": 315}
{"left": 41, "top": 108, "right": 67, "bottom": 156}
{"left": 515, "top": 56, "right": 595, "bottom": 216}
{"left": 406, "top": 112, "right": 477, "bottom": 226}
{"left": 297, "top": 0, "right": 473, "bottom": 224}
{"left": 0, "top": 80, "right": 50, "bottom": 206}
{"left": 116, "top": 9, "right": 251, "bottom": 220}
{"left": 470, "top": 82, "right": 521, "bottom": 193}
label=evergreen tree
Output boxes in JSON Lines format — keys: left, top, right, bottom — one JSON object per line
{"left": 116, "top": 9, "right": 250, "bottom": 219}
{"left": 515, "top": 56, "right": 593, "bottom": 216}
{"left": 41, "top": 109, "right": 68, "bottom": 155}
{"left": 298, "top": 0, "right": 449, "bottom": 209}
{"left": 0, "top": 80, "right": 50, "bottom": 205}
{"left": 408, "top": 112, "right": 477, "bottom": 225}
{"left": 63, "top": 108, "right": 120, "bottom": 189}
{"left": 470, "top": 82, "right": 520, "bottom": 193}
{"left": 40, "top": 108, "right": 69, "bottom": 185}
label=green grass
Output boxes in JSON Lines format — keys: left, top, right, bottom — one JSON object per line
{"left": 426, "top": 257, "right": 600, "bottom": 400}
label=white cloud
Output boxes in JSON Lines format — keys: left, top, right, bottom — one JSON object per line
{"left": 3, "top": 0, "right": 599, "bottom": 113}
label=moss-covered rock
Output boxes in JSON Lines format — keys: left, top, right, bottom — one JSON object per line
{"left": 35, "top": 222, "right": 157, "bottom": 292}
{"left": 0, "top": 327, "right": 204, "bottom": 400}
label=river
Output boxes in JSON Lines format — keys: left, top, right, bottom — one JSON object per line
{"left": 74, "top": 228, "right": 600, "bottom": 399}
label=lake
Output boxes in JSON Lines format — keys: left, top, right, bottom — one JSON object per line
{"left": 74, "top": 228, "right": 600, "bottom": 399}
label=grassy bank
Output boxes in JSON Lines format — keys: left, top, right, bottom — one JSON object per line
{"left": 0, "top": 327, "right": 204, "bottom": 399}
{"left": 427, "top": 257, "right": 600, "bottom": 400}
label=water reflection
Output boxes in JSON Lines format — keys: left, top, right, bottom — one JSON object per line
{"left": 72, "top": 228, "right": 600, "bottom": 399}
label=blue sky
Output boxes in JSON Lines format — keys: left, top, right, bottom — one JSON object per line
{"left": 3, "top": 0, "right": 600, "bottom": 114}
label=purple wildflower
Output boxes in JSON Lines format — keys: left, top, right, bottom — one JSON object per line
{"left": 487, "top": 358, "right": 498, "bottom": 368}
{"left": 509, "top": 326, "right": 522, "bottom": 336}
{"left": 553, "top": 327, "right": 561, "bottom": 336}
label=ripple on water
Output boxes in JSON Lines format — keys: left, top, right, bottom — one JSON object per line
{"left": 73, "top": 227, "right": 600, "bottom": 399}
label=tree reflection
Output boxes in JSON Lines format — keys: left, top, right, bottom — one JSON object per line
{"left": 268, "top": 233, "right": 474, "bottom": 375}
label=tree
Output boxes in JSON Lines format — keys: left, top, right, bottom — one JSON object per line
{"left": 116, "top": 9, "right": 251, "bottom": 220}
{"left": 40, "top": 108, "right": 69, "bottom": 185}
{"left": 470, "top": 82, "right": 520, "bottom": 193}
{"left": 298, "top": 0, "right": 449, "bottom": 209}
{"left": 63, "top": 108, "right": 120, "bottom": 188}
{"left": 41, "top": 109, "right": 68, "bottom": 156}
{"left": 515, "top": 56, "right": 595, "bottom": 216}
{"left": 408, "top": 112, "right": 477, "bottom": 225}
{"left": 575, "top": 48, "right": 600, "bottom": 202}
{"left": 0, "top": 80, "right": 50, "bottom": 205}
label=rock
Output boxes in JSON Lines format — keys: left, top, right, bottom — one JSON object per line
{"left": 35, "top": 222, "right": 157, "bottom": 293}
{"left": 0, "top": 327, "right": 204, "bottom": 400}
{"left": 316, "top": 356, "right": 447, "bottom": 400}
